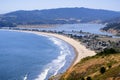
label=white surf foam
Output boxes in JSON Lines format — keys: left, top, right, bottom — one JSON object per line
{"left": 34, "top": 37, "right": 72, "bottom": 80}
{"left": 35, "top": 68, "right": 50, "bottom": 80}
{"left": 23, "top": 74, "right": 28, "bottom": 80}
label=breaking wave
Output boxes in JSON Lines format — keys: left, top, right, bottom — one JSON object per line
{"left": 35, "top": 37, "right": 73, "bottom": 80}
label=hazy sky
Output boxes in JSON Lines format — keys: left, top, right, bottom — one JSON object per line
{"left": 0, "top": 0, "right": 120, "bottom": 14}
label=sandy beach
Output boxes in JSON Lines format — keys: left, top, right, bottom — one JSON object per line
{"left": 16, "top": 30, "right": 96, "bottom": 68}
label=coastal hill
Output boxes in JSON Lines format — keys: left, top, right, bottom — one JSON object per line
{"left": 57, "top": 50, "right": 120, "bottom": 80}
{"left": 101, "top": 22, "right": 120, "bottom": 35}
{"left": 1, "top": 7, "right": 120, "bottom": 27}
{"left": 60, "top": 54, "right": 120, "bottom": 80}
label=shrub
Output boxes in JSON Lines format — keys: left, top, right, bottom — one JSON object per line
{"left": 86, "top": 76, "right": 92, "bottom": 80}
{"left": 80, "top": 77, "right": 85, "bottom": 80}
{"left": 100, "top": 67, "right": 106, "bottom": 74}
{"left": 97, "top": 48, "right": 117, "bottom": 56}
{"left": 107, "top": 63, "right": 112, "bottom": 69}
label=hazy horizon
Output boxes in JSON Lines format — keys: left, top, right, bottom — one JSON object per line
{"left": 0, "top": 0, "right": 120, "bottom": 14}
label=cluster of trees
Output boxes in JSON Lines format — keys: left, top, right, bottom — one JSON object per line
{"left": 97, "top": 48, "right": 117, "bottom": 56}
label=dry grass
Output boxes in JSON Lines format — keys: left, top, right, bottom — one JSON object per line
{"left": 60, "top": 54, "right": 120, "bottom": 80}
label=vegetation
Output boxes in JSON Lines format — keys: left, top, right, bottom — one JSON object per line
{"left": 100, "top": 67, "right": 106, "bottom": 74}
{"left": 102, "top": 22, "right": 120, "bottom": 35}
{"left": 97, "top": 48, "right": 117, "bottom": 56}
{"left": 86, "top": 77, "right": 92, "bottom": 80}
{"left": 60, "top": 48, "right": 120, "bottom": 80}
{"left": 103, "top": 23, "right": 120, "bottom": 31}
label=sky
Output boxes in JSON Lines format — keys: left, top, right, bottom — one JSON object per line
{"left": 0, "top": 0, "right": 120, "bottom": 14}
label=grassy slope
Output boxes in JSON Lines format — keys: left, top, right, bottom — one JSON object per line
{"left": 60, "top": 54, "right": 120, "bottom": 80}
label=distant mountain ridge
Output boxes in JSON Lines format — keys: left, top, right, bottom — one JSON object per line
{"left": 0, "top": 7, "right": 120, "bottom": 27}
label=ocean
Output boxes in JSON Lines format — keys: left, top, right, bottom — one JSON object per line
{"left": 0, "top": 30, "right": 75, "bottom": 80}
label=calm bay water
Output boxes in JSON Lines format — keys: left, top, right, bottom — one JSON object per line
{"left": 40, "top": 24, "right": 113, "bottom": 35}
{"left": 0, "top": 30, "right": 75, "bottom": 80}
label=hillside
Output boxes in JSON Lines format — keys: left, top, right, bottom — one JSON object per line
{"left": 1, "top": 7, "right": 120, "bottom": 27}
{"left": 101, "top": 23, "right": 120, "bottom": 35}
{"left": 104, "top": 17, "right": 120, "bottom": 23}
{"left": 59, "top": 51, "right": 120, "bottom": 80}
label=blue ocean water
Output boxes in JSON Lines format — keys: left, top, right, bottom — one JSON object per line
{"left": 0, "top": 30, "right": 75, "bottom": 80}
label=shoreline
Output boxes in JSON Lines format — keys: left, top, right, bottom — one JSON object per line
{"left": 13, "top": 30, "right": 96, "bottom": 68}
{"left": 1, "top": 29, "right": 96, "bottom": 78}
